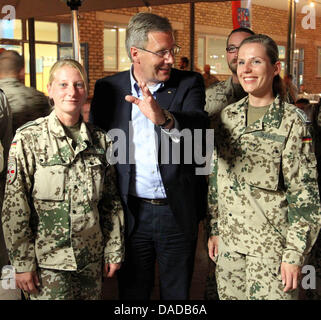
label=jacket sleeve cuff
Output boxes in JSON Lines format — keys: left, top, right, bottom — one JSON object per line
{"left": 104, "top": 250, "right": 124, "bottom": 264}
{"left": 12, "top": 261, "right": 37, "bottom": 273}
{"left": 282, "top": 250, "right": 306, "bottom": 266}
{"left": 209, "top": 222, "right": 219, "bottom": 237}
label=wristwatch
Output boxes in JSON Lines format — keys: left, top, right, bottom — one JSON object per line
{"left": 159, "top": 109, "right": 173, "bottom": 128}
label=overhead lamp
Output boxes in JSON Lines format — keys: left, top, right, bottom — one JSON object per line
{"left": 63, "top": 0, "right": 83, "bottom": 10}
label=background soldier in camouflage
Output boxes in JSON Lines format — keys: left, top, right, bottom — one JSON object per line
{"left": 1, "top": 59, "right": 125, "bottom": 300}
{"left": 0, "top": 90, "right": 12, "bottom": 210}
{"left": 0, "top": 50, "right": 51, "bottom": 134}
{"left": 0, "top": 90, "right": 21, "bottom": 300}
{"left": 205, "top": 28, "right": 255, "bottom": 127}
{"left": 0, "top": 91, "right": 12, "bottom": 271}
{"left": 204, "top": 27, "right": 254, "bottom": 300}
{"left": 208, "top": 34, "right": 321, "bottom": 300}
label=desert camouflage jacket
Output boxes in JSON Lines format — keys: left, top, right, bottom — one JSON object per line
{"left": 2, "top": 111, "right": 125, "bottom": 272}
{"left": 0, "top": 90, "right": 12, "bottom": 179}
{"left": 205, "top": 76, "right": 247, "bottom": 118}
{"left": 208, "top": 95, "right": 321, "bottom": 266}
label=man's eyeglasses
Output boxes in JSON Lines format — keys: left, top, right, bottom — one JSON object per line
{"left": 136, "top": 45, "right": 181, "bottom": 58}
{"left": 226, "top": 45, "right": 240, "bottom": 53}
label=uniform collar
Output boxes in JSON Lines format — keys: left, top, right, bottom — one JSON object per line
{"left": 48, "top": 110, "right": 93, "bottom": 146}
{"left": 238, "top": 95, "right": 284, "bottom": 128}
{"left": 226, "top": 95, "right": 284, "bottom": 138}
{"left": 262, "top": 95, "right": 284, "bottom": 129}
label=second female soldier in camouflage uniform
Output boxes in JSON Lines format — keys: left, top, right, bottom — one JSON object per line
{"left": 208, "top": 35, "right": 321, "bottom": 300}
{"left": 1, "top": 59, "right": 125, "bottom": 300}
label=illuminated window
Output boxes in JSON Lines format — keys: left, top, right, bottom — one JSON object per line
{"left": 60, "top": 23, "right": 72, "bottom": 43}
{"left": 197, "top": 37, "right": 205, "bottom": 71}
{"left": 198, "top": 35, "right": 230, "bottom": 74}
{"left": 0, "top": 19, "right": 22, "bottom": 40}
{"left": 104, "top": 27, "right": 131, "bottom": 71}
{"left": 0, "top": 20, "right": 72, "bottom": 95}
{"left": 34, "top": 21, "right": 58, "bottom": 42}
{"left": 277, "top": 45, "right": 286, "bottom": 79}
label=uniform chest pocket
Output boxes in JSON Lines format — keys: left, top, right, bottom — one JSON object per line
{"left": 232, "top": 141, "right": 283, "bottom": 191}
{"left": 33, "top": 164, "right": 66, "bottom": 201}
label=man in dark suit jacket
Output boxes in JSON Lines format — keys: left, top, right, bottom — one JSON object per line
{"left": 91, "top": 12, "right": 208, "bottom": 300}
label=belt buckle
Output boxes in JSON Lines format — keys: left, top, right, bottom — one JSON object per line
{"left": 151, "top": 199, "right": 160, "bottom": 205}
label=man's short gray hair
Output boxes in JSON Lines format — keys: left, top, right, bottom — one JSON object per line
{"left": 126, "top": 12, "right": 173, "bottom": 62}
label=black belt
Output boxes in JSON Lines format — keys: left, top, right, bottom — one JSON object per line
{"left": 131, "top": 196, "right": 168, "bottom": 206}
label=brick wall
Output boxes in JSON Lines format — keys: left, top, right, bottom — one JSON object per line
{"left": 78, "top": 2, "right": 321, "bottom": 94}
{"left": 78, "top": 12, "right": 104, "bottom": 97}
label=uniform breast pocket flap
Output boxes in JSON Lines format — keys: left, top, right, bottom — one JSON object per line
{"left": 33, "top": 164, "right": 66, "bottom": 201}
{"left": 234, "top": 142, "right": 282, "bottom": 191}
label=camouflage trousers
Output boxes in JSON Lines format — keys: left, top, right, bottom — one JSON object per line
{"left": 215, "top": 249, "right": 299, "bottom": 300}
{"left": 29, "top": 261, "right": 103, "bottom": 300}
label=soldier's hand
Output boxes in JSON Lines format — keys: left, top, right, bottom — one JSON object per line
{"left": 208, "top": 236, "right": 219, "bottom": 262}
{"left": 16, "top": 271, "right": 40, "bottom": 294}
{"left": 281, "top": 262, "right": 301, "bottom": 292}
{"left": 104, "top": 263, "right": 121, "bottom": 278}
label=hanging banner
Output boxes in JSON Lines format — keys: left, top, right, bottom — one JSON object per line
{"left": 232, "top": 0, "right": 251, "bottom": 29}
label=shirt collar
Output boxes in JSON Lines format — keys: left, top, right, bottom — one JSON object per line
{"left": 130, "top": 64, "right": 164, "bottom": 97}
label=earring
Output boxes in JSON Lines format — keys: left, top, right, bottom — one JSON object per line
{"left": 48, "top": 97, "right": 54, "bottom": 107}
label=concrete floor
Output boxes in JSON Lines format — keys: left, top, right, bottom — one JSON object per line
{"left": 102, "top": 223, "right": 209, "bottom": 300}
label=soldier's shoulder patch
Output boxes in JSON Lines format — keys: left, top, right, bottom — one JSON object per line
{"left": 206, "top": 80, "right": 224, "bottom": 92}
{"left": 7, "top": 155, "right": 17, "bottom": 184}
{"left": 302, "top": 136, "right": 312, "bottom": 144}
{"left": 294, "top": 107, "right": 310, "bottom": 124}
{"left": 16, "top": 118, "right": 42, "bottom": 132}
{"left": 10, "top": 140, "right": 17, "bottom": 151}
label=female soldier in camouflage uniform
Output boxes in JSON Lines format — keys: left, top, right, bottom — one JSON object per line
{"left": 207, "top": 34, "right": 321, "bottom": 300}
{"left": 1, "top": 59, "right": 124, "bottom": 300}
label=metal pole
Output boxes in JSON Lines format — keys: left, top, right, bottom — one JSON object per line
{"left": 27, "top": 18, "right": 36, "bottom": 88}
{"left": 66, "top": 1, "right": 83, "bottom": 63}
{"left": 291, "top": 1, "right": 296, "bottom": 76}
{"left": 286, "top": 0, "right": 292, "bottom": 75}
{"left": 286, "top": 0, "right": 296, "bottom": 76}
{"left": 71, "top": 9, "right": 81, "bottom": 63}
{"left": 190, "top": 2, "right": 195, "bottom": 71}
